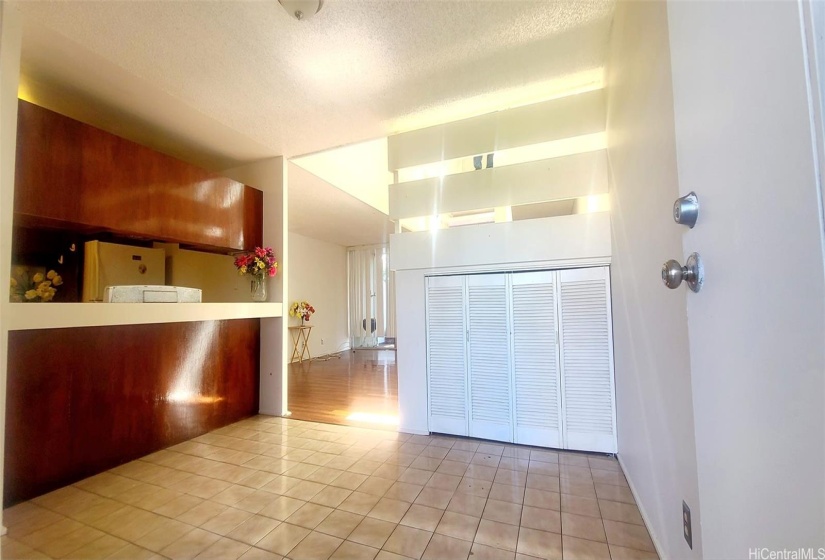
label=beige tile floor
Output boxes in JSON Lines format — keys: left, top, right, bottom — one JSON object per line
{"left": 1, "top": 416, "right": 659, "bottom": 560}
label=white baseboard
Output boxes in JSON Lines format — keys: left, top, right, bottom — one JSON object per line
{"left": 617, "top": 455, "right": 666, "bottom": 560}
{"left": 399, "top": 425, "right": 430, "bottom": 436}
{"left": 317, "top": 348, "right": 350, "bottom": 359}
{"left": 310, "top": 343, "right": 351, "bottom": 359}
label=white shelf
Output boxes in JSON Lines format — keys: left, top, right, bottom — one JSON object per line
{"left": 3, "top": 302, "right": 283, "bottom": 331}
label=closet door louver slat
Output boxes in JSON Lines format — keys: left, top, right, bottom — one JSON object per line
{"left": 426, "top": 276, "right": 468, "bottom": 436}
{"left": 558, "top": 267, "right": 616, "bottom": 453}
{"left": 467, "top": 274, "right": 513, "bottom": 442}
{"left": 511, "top": 271, "right": 562, "bottom": 447}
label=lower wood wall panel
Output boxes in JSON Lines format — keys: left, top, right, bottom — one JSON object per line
{"left": 4, "top": 318, "right": 260, "bottom": 506}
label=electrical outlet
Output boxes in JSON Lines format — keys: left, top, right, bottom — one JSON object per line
{"left": 683, "top": 500, "right": 692, "bottom": 549}
{"left": 320, "top": 338, "right": 324, "bottom": 345}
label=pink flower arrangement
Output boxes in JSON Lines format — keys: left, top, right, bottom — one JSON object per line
{"left": 234, "top": 247, "right": 278, "bottom": 278}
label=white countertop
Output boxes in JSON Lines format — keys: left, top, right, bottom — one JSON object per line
{"left": 3, "top": 302, "right": 283, "bottom": 330}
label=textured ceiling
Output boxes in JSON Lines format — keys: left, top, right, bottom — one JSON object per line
{"left": 12, "top": 0, "right": 615, "bottom": 246}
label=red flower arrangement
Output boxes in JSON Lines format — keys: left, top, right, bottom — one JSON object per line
{"left": 234, "top": 247, "right": 278, "bottom": 278}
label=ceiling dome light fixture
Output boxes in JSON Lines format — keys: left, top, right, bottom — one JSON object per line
{"left": 278, "top": 0, "right": 323, "bottom": 21}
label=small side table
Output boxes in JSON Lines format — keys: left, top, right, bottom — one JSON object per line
{"left": 288, "top": 326, "right": 312, "bottom": 363}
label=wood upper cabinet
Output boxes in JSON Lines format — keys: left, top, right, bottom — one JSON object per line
{"left": 14, "top": 100, "right": 263, "bottom": 252}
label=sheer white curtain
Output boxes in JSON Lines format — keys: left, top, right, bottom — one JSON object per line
{"left": 348, "top": 245, "right": 391, "bottom": 348}
{"left": 386, "top": 269, "right": 396, "bottom": 342}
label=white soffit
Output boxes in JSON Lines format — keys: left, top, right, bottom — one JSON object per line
{"left": 390, "top": 212, "right": 611, "bottom": 271}
{"left": 292, "top": 138, "right": 393, "bottom": 215}
{"left": 396, "top": 132, "right": 606, "bottom": 183}
{"left": 288, "top": 162, "right": 394, "bottom": 247}
{"left": 511, "top": 199, "right": 577, "bottom": 221}
{"left": 389, "top": 150, "right": 608, "bottom": 220}
{"left": 388, "top": 88, "right": 607, "bottom": 171}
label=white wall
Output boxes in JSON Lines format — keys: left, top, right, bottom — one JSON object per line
{"left": 389, "top": 150, "right": 608, "bottom": 220}
{"left": 806, "top": 0, "right": 825, "bottom": 232}
{"left": 668, "top": 2, "right": 825, "bottom": 557}
{"left": 224, "top": 157, "right": 288, "bottom": 416}
{"left": 390, "top": 213, "right": 611, "bottom": 272}
{"left": 395, "top": 268, "right": 429, "bottom": 435}
{"left": 604, "top": 2, "right": 702, "bottom": 558}
{"left": 287, "top": 232, "right": 349, "bottom": 358}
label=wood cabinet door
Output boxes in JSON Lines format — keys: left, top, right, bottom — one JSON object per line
{"left": 14, "top": 100, "right": 262, "bottom": 252}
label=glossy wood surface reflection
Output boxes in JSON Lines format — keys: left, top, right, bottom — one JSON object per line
{"left": 14, "top": 100, "right": 263, "bottom": 252}
{"left": 4, "top": 319, "right": 260, "bottom": 506}
{"left": 288, "top": 349, "right": 398, "bottom": 428}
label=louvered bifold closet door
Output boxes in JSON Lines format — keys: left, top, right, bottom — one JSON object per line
{"left": 426, "top": 276, "right": 468, "bottom": 436}
{"left": 558, "top": 267, "right": 616, "bottom": 453}
{"left": 511, "top": 271, "right": 562, "bottom": 448}
{"left": 466, "top": 274, "right": 513, "bottom": 442}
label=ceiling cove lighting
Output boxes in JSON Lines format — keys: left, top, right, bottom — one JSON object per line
{"left": 279, "top": 0, "right": 322, "bottom": 21}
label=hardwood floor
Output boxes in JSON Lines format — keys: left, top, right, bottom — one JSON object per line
{"left": 287, "top": 348, "right": 398, "bottom": 429}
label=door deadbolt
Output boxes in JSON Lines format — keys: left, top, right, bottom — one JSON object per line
{"left": 673, "top": 192, "right": 699, "bottom": 228}
{"left": 662, "top": 252, "right": 704, "bottom": 292}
